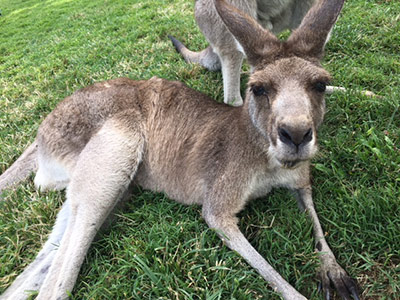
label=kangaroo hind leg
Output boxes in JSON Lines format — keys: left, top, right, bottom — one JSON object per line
{"left": 0, "top": 113, "right": 145, "bottom": 300}
{"left": 0, "top": 201, "right": 70, "bottom": 300}
{"left": 37, "top": 113, "right": 145, "bottom": 300}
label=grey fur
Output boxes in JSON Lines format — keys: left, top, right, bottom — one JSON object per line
{"left": 0, "top": 1, "right": 359, "bottom": 299}
{"left": 171, "top": 0, "right": 315, "bottom": 106}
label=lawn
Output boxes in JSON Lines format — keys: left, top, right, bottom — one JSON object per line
{"left": 0, "top": 0, "right": 399, "bottom": 299}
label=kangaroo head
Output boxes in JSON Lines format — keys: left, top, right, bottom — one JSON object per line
{"left": 215, "top": 0, "right": 344, "bottom": 168}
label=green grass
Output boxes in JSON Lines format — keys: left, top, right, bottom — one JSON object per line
{"left": 0, "top": 0, "right": 399, "bottom": 299}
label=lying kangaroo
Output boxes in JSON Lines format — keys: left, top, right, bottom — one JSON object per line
{"left": 170, "top": 0, "right": 317, "bottom": 106}
{"left": 0, "top": 0, "right": 359, "bottom": 299}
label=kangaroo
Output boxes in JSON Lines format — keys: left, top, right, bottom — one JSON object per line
{"left": 170, "top": 0, "right": 316, "bottom": 106}
{"left": 0, "top": 0, "right": 359, "bottom": 299}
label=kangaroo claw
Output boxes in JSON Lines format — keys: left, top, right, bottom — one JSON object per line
{"left": 319, "top": 263, "right": 360, "bottom": 300}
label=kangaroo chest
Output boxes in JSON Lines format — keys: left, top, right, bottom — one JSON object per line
{"left": 245, "top": 163, "right": 306, "bottom": 201}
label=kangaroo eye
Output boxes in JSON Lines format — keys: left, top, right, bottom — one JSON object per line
{"left": 251, "top": 85, "right": 268, "bottom": 97}
{"left": 314, "top": 81, "right": 327, "bottom": 93}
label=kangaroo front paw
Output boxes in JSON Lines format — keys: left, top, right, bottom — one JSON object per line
{"left": 318, "top": 263, "right": 360, "bottom": 300}
{"left": 225, "top": 97, "right": 243, "bottom": 107}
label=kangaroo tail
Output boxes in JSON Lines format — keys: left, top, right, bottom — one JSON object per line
{"left": 168, "top": 35, "right": 221, "bottom": 71}
{"left": 0, "top": 140, "right": 38, "bottom": 195}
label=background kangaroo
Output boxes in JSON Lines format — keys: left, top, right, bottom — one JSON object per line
{"left": 170, "top": 0, "right": 316, "bottom": 106}
{"left": 0, "top": 0, "right": 360, "bottom": 299}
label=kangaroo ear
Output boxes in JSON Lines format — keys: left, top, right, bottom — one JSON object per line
{"left": 287, "top": 0, "right": 345, "bottom": 60}
{"left": 214, "top": 0, "right": 279, "bottom": 66}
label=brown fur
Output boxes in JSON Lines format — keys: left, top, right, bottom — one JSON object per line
{"left": 0, "top": 1, "right": 359, "bottom": 299}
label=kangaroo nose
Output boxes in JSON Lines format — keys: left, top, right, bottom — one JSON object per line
{"left": 278, "top": 126, "right": 313, "bottom": 148}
